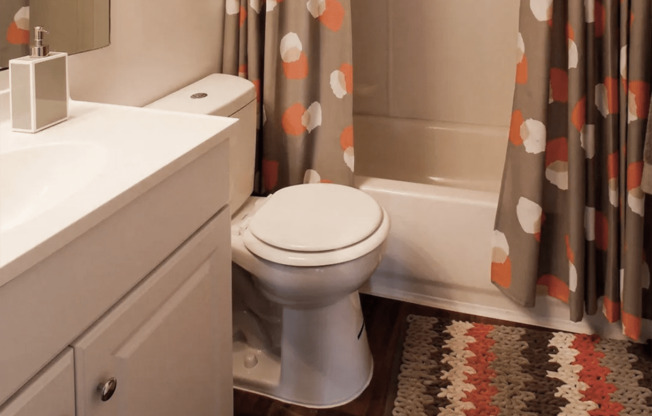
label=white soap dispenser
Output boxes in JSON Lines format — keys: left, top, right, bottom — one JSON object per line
{"left": 9, "top": 26, "right": 68, "bottom": 133}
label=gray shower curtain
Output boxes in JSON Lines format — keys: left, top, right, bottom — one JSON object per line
{"left": 0, "top": 0, "right": 29, "bottom": 68}
{"left": 492, "top": 0, "right": 651, "bottom": 340}
{"left": 220, "top": 0, "right": 355, "bottom": 193}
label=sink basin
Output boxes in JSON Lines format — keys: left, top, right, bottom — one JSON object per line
{"left": 0, "top": 143, "right": 108, "bottom": 232}
{"left": 0, "top": 99, "right": 236, "bottom": 287}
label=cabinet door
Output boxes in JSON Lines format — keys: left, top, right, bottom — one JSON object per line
{"left": 0, "top": 349, "right": 75, "bottom": 416}
{"left": 73, "top": 211, "right": 232, "bottom": 416}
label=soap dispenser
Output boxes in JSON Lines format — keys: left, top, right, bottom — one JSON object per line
{"left": 9, "top": 26, "right": 68, "bottom": 133}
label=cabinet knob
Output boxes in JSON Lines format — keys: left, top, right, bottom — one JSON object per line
{"left": 97, "top": 377, "right": 117, "bottom": 401}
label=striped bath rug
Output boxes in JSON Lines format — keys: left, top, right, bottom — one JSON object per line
{"left": 392, "top": 314, "right": 652, "bottom": 415}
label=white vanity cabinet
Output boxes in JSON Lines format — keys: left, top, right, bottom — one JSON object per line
{"left": 74, "top": 210, "right": 231, "bottom": 416}
{"left": 1, "top": 211, "right": 232, "bottom": 416}
{"left": 0, "top": 102, "right": 237, "bottom": 416}
{"left": 0, "top": 349, "right": 75, "bottom": 416}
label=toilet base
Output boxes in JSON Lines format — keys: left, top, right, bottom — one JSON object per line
{"left": 232, "top": 292, "right": 374, "bottom": 408}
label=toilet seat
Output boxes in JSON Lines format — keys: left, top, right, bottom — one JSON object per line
{"left": 248, "top": 184, "right": 383, "bottom": 252}
{"left": 243, "top": 184, "right": 389, "bottom": 267}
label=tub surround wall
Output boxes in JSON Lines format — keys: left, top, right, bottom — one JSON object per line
{"left": 351, "top": 0, "right": 519, "bottom": 126}
{"left": 354, "top": 115, "right": 507, "bottom": 192}
{"left": 352, "top": 0, "right": 517, "bottom": 189}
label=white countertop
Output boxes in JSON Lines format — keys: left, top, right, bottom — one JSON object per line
{"left": 0, "top": 99, "right": 236, "bottom": 286}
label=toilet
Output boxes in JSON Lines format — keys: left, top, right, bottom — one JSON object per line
{"left": 146, "top": 74, "right": 390, "bottom": 408}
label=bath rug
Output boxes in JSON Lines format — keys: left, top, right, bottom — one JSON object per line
{"left": 392, "top": 314, "right": 652, "bottom": 416}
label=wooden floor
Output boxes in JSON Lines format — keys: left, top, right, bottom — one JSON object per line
{"left": 232, "top": 294, "right": 525, "bottom": 416}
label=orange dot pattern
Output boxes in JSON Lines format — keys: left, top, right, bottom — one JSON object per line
{"left": 7, "top": 21, "right": 28, "bottom": 45}
{"left": 1, "top": 4, "right": 30, "bottom": 66}
{"left": 222, "top": 0, "right": 354, "bottom": 192}
{"left": 493, "top": 0, "right": 651, "bottom": 341}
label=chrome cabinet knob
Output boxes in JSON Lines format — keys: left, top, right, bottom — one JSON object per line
{"left": 97, "top": 377, "right": 117, "bottom": 401}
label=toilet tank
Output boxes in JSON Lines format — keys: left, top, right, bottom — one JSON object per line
{"left": 146, "top": 74, "right": 257, "bottom": 214}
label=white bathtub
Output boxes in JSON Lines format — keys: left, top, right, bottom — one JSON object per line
{"left": 354, "top": 115, "right": 645, "bottom": 339}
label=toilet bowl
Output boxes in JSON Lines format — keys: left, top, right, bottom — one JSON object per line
{"left": 146, "top": 74, "right": 390, "bottom": 408}
{"left": 234, "top": 183, "right": 390, "bottom": 307}
{"left": 231, "top": 183, "right": 389, "bottom": 407}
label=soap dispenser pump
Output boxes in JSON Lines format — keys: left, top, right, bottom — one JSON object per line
{"left": 9, "top": 26, "right": 68, "bottom": 133}
{"left": 31, "top": 26, "right": 50, "bottom": 57}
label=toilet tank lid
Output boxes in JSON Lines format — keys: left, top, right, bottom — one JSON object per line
{"left": 145, "top": 74, "right": 256, "bottom": 117}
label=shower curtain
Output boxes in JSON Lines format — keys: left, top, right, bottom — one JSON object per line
{"left": 0, "top": 0, "right": 29, "bottom": 68}
{"left": 492, "top": 0, "right": 651, "bottom": 340}
{"left": 220, "top": 0, "right": 355, "bottom": 193}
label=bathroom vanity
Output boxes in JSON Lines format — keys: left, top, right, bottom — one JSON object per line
{"left": 0, "top": 100, "right": 236, "bottom": 415}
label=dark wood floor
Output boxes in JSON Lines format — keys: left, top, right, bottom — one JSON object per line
{"left": 232, "top": 294, "right": 530, "bottom": 416}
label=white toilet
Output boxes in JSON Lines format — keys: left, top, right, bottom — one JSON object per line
{"left": 147, "top": 74, "right": 390, "bottom": 408}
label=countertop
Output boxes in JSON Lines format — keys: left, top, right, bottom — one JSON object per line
{"left": 0, "top": 98, "right": 236, "bottom": 286}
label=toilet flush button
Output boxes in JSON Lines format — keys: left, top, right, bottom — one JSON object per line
{"left": 244, "top": 354, "right": 258, "bottom": 369}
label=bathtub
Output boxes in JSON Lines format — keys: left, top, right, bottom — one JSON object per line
{"left": 354, "top": 115, "right": 646, "bottom": 340}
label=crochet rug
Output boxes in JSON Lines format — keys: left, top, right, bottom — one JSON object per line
{"left": 392, "top": 314, "right": 652, "bottom": 416}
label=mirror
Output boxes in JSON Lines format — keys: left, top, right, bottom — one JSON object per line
{"left": 0, "top": 0, "right": 110, "bottom": 69}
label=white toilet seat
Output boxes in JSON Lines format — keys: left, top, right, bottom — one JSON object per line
{"left": 248, "top": 183, "right": 383, "bottom": 251}
{"left": 242, "top": 209, "right": 389, "bottom": 267}
{"left": 242, "top": 184, "right": 390, "bottom": 267}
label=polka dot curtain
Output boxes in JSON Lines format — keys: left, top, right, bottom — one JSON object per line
{"left": 492, "top": 0, "right": 652, "bottom": 340}
{"left": 221, "top": 0, "right": 354, "bottom": 193}
{"left": 1, "top": 0, "right": 30, "bottom": 68}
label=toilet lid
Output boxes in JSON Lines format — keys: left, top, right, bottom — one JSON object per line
{"left": 247, "top": 183, "right": 383, "bottom": 252}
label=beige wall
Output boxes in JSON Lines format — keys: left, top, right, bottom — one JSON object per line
{"left": 352, "top": 0, "right": 520, "bottom": 128}
{"left": 67, "top": 0, "right": 225, "bottom": 106}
